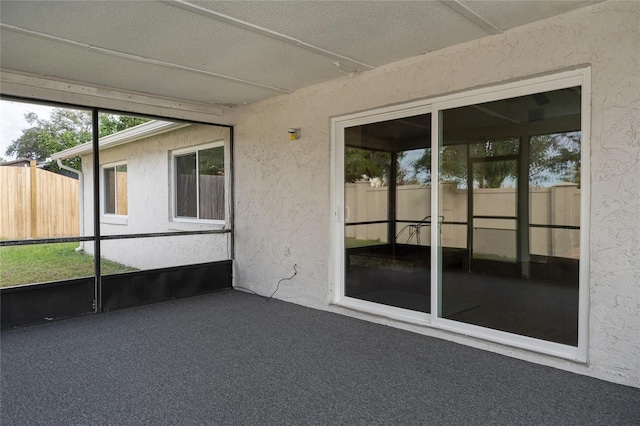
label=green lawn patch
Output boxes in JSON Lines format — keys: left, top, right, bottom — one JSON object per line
{"left": 345, "top": 237, "right": 384, "bottom": 249}
{"left": 0, "top": 242, "right": 137, "bottom": 287}
{"left": 472, "top": 252, "right": 516, "bottom": 262}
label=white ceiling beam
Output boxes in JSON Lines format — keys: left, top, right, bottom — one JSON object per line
{"left": 472, "top": 105, "right": 519, "bottom": 124}
{"left": 0, "top": 23, "right": 292, "bottom": 95}
{"left": 1, "top": 70, "right": 237, "bottom": 125}
{"left": 161, "top": 0, "right": 375, "bottom": 71}
{"left": 441, "top": 1, "right": 503, "bottom": 35}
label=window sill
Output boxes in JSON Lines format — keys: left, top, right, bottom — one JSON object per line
{"left": 101, "top": 216, "right": 128, "bottom": 226}
{"left": 168, "top": 220, "right": 226, "bottom": 232}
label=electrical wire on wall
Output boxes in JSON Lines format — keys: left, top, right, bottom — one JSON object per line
{"left": 235, "top": 264, "right": 298, "bottom": 301}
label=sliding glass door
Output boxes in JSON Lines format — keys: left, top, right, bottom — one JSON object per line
{"left": 343, "top": 113, "right": 432, "bottom": 313}
{"left": 336, "top": 70, "right": 588, "bottom": 357}
{"left": 438, "top": 87, "right": 581, "bottom": 346}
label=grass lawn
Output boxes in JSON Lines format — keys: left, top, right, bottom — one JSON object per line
{"left": 0, "top": 242, "right": 137, "bottom": 287}
{"left": 472, "top": 253, "right": 517, "bottom": 262}
{"left": 345, "top": 237, "right": 384, "bottom": 249}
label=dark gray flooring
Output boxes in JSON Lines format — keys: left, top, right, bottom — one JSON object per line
{"left": 2, "top": 290, "right": 638, "bottom": 425}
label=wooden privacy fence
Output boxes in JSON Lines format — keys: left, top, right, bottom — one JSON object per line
{"left": 0, "top": 161, "right": 79, "bottom": 239}
{"left": 176, "top": 174, "right": 225, "bottom": 220}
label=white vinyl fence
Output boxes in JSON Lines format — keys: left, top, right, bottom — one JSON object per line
{"left": 345, "top": 182, "right": 580, "bottom": 259}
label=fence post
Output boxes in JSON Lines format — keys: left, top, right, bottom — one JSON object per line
{"left": 355, "top": 181, "right": 368, "bottom": 241}
{"left": 551, "top": 182, "right": 578, "bottom": 257}
{"left": 29, "top": 160, "right": 38, "bottom": 238}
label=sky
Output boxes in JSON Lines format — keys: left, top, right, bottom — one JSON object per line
{"left": 0, "top": 100, "right": 55, "bottom": 161}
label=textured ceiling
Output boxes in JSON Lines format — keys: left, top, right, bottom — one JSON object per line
{"left": 0, "top": 0, "right": 601, "bottom": 107}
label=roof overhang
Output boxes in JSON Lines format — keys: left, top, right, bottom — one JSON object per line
{"left": 51, "top": 120, "right": 189, "bottom": 160}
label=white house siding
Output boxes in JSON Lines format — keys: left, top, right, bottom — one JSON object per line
{"left": 81, "top": 124, "right": 231, "bottom": 270}
{"left": 233, "top": 1, "right": 640, "bottom": 386}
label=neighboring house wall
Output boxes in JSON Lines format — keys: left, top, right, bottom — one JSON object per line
{"left": 81, "top": 124, "right": 231, "bottom": 270}
{"left": 233, "top": 1, "right": 640, "bottom": 386}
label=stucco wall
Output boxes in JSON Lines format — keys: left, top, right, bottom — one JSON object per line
{"left": 234, "top": 1, "right": 640, "bottom": 386}
{"left": 81, "top": 123, "right": 231, "bottom": 270}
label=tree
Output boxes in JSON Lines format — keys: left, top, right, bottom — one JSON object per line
{"left": 199, "top": 145, "right": 225, "bottom": 176}
{"left": 345, "top": 148, "right": 391, "bottom": 183}
{"left": 99, "top": 114, "right": 149, "bottom": 137}
{"left": 5, "top": 109, "right": 92, "bottom": 171}
{"left": 5, "top": 109, "right": 148, "bottom": 172}
{"left": 437, "top": 139, "right": 520, "bottom": 188}
{"left": 529, "top": 132, "right": 581, "bottom": 186}
{"left": 345, "top": 147, "right": 413, "bottom": 186}
{"left": 344, "top": 132, "right": 580, "bottom": 190}
{"left": 411, "top": 133, "right": 581, "bottom": 188}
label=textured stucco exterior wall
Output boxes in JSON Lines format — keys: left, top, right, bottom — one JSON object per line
{"left": 81, "top": 124, "right": 231, "bottom": 269}
{"left": 234, "top": 1, "right": 640, "bottom": 386}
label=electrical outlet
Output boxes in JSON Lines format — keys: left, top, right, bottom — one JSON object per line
{"left": 284, "top": 244, "right": 291, "bottom": 257}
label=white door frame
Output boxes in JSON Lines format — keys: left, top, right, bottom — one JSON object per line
{"left": 331, "top": 68, "right": 591, "bottom": 362}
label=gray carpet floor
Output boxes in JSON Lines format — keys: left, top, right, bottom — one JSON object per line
{"left": 1, "top": 290, "right": 638, "bottom": 425}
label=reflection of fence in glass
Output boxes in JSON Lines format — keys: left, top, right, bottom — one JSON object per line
{"left": 104, "top": 165, "right": 128, "bottom": 216}
{"left": 530, "top": 227, "right": 580, "bottom": 259}
{"left": 345, "top": 182, "right": 579, "bottom": 258}
{"left": 176, "top": 174, "right": 224, "bottom": 220}
{"left": 473, "top": 228, "right": 516, "bottom": 261}
{"left": 0, "top": 162, "right": 79, "bottom": 239}
{"left": 199, "top": 175, "right": 225, "bottom": 220}
{"left": 345, "top": 223, "right": 387, "bottom": 246}
{"left": 345, "top": 181, "right": 388, "bottom": 223}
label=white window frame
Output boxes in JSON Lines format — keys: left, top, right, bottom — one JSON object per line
{"left": 331, "top": 68, "right": 591, "bottom": 362}
{"left": 171, "top": 140, "right": 226, "bottom": 225}
{"left": 101, "top": 160, "right": 128, "bottom": 223}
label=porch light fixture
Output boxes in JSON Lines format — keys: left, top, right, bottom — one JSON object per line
{"left": 288, "top": 128, "right": 301, "bottom": 140}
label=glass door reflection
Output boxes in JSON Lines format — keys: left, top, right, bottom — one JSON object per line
{"left": 344, "top": 114, "right": 432, "bottom": 313}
